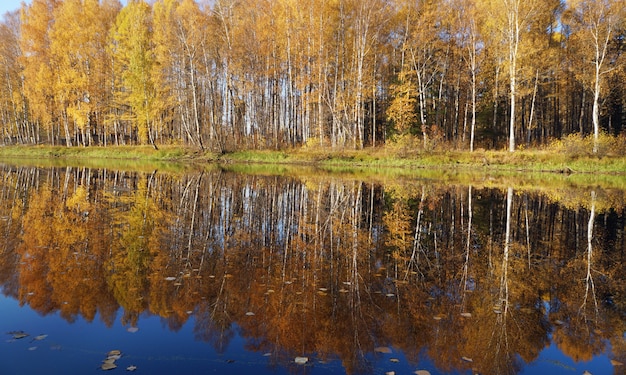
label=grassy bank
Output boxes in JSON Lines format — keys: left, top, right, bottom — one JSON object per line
{"left": 220, "top": 147, "right": 626, "bottom": 175}
{"left": 0, "top": 144, "right": 624, "bottom": 175}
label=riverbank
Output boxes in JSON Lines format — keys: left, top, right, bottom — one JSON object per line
{"left": 0, "top": 144, "right": 625, "bottom": 175}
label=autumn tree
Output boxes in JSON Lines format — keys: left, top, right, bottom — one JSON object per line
{"left": 49, "top": 0, "right": 120, "bottom": 146}
{"left": 450, "top": 0, "right": 483, "bottom": 151}
{"left": 110, "top": 0, "right": 157, "bottom": 147}
{"left": 564, "top": 0, "right": 626, "bottom": 153}
{"left": 19, "top": 0, "right": 60, "bottom": 144}
{"left": 479, "top": 0, "right": 557, "bottom": 151}
{"left": 0, "top": 11, "right": 31, "bottom": 144}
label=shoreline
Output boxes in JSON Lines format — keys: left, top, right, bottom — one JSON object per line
{"left": 0, "top": 144, "right": 624, "bottom": 175}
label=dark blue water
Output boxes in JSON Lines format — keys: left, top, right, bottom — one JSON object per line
{"left": 0, "top": 295, "right": 615, "bottom": 375}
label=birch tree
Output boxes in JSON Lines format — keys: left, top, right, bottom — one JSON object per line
{"left": 564, "top": 0, "right": 626, "bottom": 153}
{"left": 480, "top": 0, "right": 545, "bottom": 152}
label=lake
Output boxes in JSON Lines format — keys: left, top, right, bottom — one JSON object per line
{"left": 0, "top": 163, "right": 624, "bottom": 375}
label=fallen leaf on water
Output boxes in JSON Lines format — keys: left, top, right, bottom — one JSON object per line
{"left": 12, "top": 332, "right": 29, "bottom": 340}
{"left": 386, "top": 372, "right": 395, "bottom": 375}
{"left": 126, "top": 365, "right": 137, "bottom": 371}
{"left": 374, "top": 347, "right": 392, "bottom": 354}
{"left": 164, "top": 277, "right": 176, "bottom": 281}
{"left": 611, "top": 360, "right": 624, "bottom": 366}
{"left": 107, "top": 350, "right": 122, "bottom": 357}
{"left": 32, "top": 334, "right": 48, "bottom": 341}
{"left": 390, "top": 358, "right": 400, "bottom": 363}
{"left": 101, "top": 362, "right": 117, "bottom": 371}
{"left": 294, "top": 356, "right": 308, "bottom": 365}
{"left": 460, "top": 312, "right": 472, "bottom": 318}
{"left": 414, "top": 370, "right": 431, "bottom": 375}
{"left": 245, "top": 312, "right": 255, "bottom": 316}
{"left": 28, "top": 346, "right": 37, "bottom": 351}
{"left": 582, "top": 371, "right": 592, "bottom": 375}
{"left": 461, "top": 356, "right": 473, "bottom": 362}
{"left": 127, "top": 327, "right": 139, "bottom": 333}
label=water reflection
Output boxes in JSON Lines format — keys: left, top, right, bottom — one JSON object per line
{"left": 0, "top": 165, "right": 625, "bottom": 374}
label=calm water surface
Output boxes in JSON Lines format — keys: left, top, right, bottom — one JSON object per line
{"left": 0, "top": 165, "right": 624, "bottom": 375}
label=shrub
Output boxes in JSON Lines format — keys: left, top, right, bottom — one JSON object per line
{"left": 550, "top": 132, "right": 626, "bottom": 157}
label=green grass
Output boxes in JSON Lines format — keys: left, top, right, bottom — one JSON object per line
{"left": 220, "top": 147, "right": 626, "bottom": 174}
{"left": 0, "top": 144, "right": 624, "bottom": 176}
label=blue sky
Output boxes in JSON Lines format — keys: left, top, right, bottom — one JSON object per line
{"left": 0, "top": 0, "right": 28, "bottom": 17}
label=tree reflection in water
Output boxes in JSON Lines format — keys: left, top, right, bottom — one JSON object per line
{"left": 0, "top": 165, "right": 625, "bottom": 374}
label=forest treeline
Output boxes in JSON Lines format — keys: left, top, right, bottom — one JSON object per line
{"left": 0, "top": 0, "right": 625, "bottom": 152}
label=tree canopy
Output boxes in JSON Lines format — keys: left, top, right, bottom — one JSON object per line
{"left": 0, "top": 0, "right": 624, "bottom": 152}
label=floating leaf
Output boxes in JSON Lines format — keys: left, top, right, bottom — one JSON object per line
{"left": 460, "top": 312, "right": 472, "bottom": 318}
{"left": 582, "top": 371, "right": 592, "bottom": 375}
{"left": 294, "top": 356, "right": 308, "bottom": 365}
{"left": 390, "top": 358, "right": 400, "bottom": 363}
{"left": 245, "top": 312, "right": 255, "bottom": 316}
{"left": 32, "top": 334, "right": 48, "bottom": 341}
{"left": 101, "top": 363, "right": 117, "bottom": 371}
{"left": 386, "top": 372, "right": 395, "bottom": 375}
{"left": 126, "top": 365, "right": 137, "bottom": 371}
{"left": 127, "top": 327, "right": 139, "bottom": 333}
{"left": 12, "top": 333, "right": 29, "bottom": 340}
{"left": 461, "top": 356, "right": 473, "bottom": 362}
{"left": 103, "top": 358, "right": 117, "bottom": 364}
{"left": 611, "top": 360, "right": 624, "bottom": 366}
{"left": 374, "top": 347, "right": 392, "bottom": 354}
{"left": 164, "top": 277, "right": 176, "bottom": 281}
{"left": 28, "top": 346, "right": 37, "bottom": 351}
{"left": 386, "top": 294, "right": 395, "bottom": 297}
{"left": 554, "top": 320, "right": 565, "bottom": 326}
{"left": 107, "top": 350, "right": 122, "bottom": 357}
{"left": 414, "top": 370, "right": 432, "bottom": 375}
